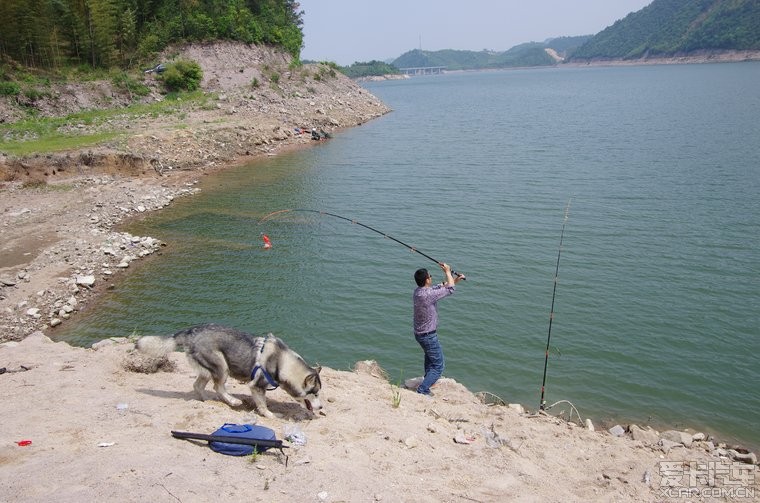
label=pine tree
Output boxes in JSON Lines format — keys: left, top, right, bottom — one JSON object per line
{"left": 87, "top": 0, "right": 118, "bottom": 67}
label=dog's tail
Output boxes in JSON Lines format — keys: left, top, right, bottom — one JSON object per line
{"left": 136, "top": 325, "right": 202, "bottom": 356}
{"left": 135, "top": 335, "right": 178, "bottom": 357}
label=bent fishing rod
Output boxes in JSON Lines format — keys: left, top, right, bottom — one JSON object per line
{"left": 259, "top": 208, "right": 466, "bottom": 279}
{"left": 539, "top": 199, "right": 571, "bottom": 412}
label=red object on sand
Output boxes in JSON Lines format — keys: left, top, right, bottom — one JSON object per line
{"left": 17, "top": 440, "right": 32, "bottom": 446}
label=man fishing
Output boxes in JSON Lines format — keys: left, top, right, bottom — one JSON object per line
{"left": 412, "top": 262, "right": 466, "bottom": 396}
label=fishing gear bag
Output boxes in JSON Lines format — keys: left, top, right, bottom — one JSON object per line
{"left": 209, "top": 423, "right": 277, "bottom": 456}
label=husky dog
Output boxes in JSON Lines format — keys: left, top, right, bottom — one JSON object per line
{"left": 136, "top": 323, "right": 323, "bottom": 418}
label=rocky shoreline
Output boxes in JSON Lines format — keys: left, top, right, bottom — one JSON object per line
{"left": 564, "top": 49, "right": 760, "bottom": 66}
{"left": 0, "top": 174, "right": 202, "bottom": 339}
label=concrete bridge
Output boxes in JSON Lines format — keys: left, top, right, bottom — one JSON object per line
{"left": 398, "top": 66, "right": 445, "bottom": 76}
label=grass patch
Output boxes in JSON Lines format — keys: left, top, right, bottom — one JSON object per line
{"left": 247, "top": 446, "right": 261, "bottom": 463}
{"left": 16, "top": 181, "right": 75, "bottom": 192}
{"left": 391, "top": 384, "right": 402, "bottom": 408}
{"left": 1, "top": 131, "right": 121, "bottom": 155}
{"left": 0, "top": 91, "right": 213, "bottom": 155}
{"left": 20, "top": 178, "right": 48, "bottom": 189}
{"left": 40, "top": 182, "right": 76, "bottom": 192}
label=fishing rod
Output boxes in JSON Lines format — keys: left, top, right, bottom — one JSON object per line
{"left": 259, "top": 208, "right": 466, "bottom": 279}
{"left": 539, "top": 199, "right": 571, "bottom": 411}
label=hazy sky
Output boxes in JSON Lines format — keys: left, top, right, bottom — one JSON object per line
{"left": 298, "top": 1, "right": 653, "bottom": 65}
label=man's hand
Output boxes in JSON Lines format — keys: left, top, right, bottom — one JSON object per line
{"left": 439, "top": 262, "right": 455, "bottom": 287}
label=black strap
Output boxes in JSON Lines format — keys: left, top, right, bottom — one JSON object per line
{"left": 171, "top": 430, "right": 289, "bottom": 461}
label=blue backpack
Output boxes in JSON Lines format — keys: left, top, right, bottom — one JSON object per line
{"left": 171, "top": 423, "right": 283, "bottom": 457}
{"left": 209, "top": 423, "right": 277, "bottom": 456}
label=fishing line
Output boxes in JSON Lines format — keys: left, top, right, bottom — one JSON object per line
{"left": 259, "top": 208, "right": 466, "bottom": 279}
{"left": 539, "top": 199, "right": 571, "bottom": 411}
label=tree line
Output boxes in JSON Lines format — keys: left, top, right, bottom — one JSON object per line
{"left": 0, "top": 0, "right": 304, "bottom": 70}
{"left": 338, "top": 60, "right": 400, "bottom": 79}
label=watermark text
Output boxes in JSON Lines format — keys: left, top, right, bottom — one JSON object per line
{"left": 658, "top": 460, "right": 755, "bottom": 499}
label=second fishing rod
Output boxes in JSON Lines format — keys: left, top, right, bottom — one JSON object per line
{"left": 259, "top": 208, "right": 467, "bottom": 280}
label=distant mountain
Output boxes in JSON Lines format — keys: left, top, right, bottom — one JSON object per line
{"left": 569, "top": 0, "right": 760, "bottom": 61}
{"left": 392, "top": 36, "right": 591, "bottom": 71}
{"left": 388, "top": 0, "right": 759, "bottom": 72}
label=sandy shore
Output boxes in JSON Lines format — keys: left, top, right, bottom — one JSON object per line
{"left": 1, "top": 43, "right": 758, "bottom": 502}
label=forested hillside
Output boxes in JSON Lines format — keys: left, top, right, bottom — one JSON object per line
{"left": 570, "top": 0, "right": 760, "bottom": 60}
{"left": 0, "top": 0, "right": 303, "bottom": 70}
{"left": 392, "top": 36, "right": 591, "bottom": 71}
{"left": 392, "top": 0, "right": 759, "bottom": 70}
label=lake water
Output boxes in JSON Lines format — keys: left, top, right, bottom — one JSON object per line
{"left": 56, "top": 62, "right": 760, "bottom": 449}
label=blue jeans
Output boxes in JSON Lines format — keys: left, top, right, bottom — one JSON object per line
{"left": 415, "top": 332, "right": 444, "bottom": 395}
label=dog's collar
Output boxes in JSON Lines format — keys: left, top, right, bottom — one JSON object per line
{"left": 250, "top": 336, "right": 279, "bottom": 389}
{"left": 251, "top": 364, "right": 279, "bottom": 390}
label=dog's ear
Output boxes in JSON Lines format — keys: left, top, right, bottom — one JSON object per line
{"left": 315, "top": 365, "right": 322, "bottom": 375}
{"left": 304, "top": 371, "right": 320, "bottom": 387}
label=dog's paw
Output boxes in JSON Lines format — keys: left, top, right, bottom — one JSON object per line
{"left": 226, "top": 397, "right": 243, "bottom": 407}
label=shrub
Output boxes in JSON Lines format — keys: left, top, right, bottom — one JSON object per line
{"left": 160, "top": 59, "right": 203, "bottom": 92}
{"left": 23, "top": 87, "right": 51, "bottom": 101}
{"left": 111, "top": 72, "right": 151, "bottom": 98}
{"left": 137, "top": 34, "right": 162, "bottom": 62}
{"left": 0, "top": 81, "right": 20, "bottom": 96}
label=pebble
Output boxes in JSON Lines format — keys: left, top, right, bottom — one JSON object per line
{"left": 508, "top": 403, "right": 525, "bottom": 414}
{"left": 728, "top": 449, "right": 758, "bottom": 465}
{"left": 608, "top": 425, "right": 626, "bottom": 437}
{"left": 75, "top": 275, "right": 96, "bottom": 287}
{"left": 629, "top": 424, "right": 659, "bottom": 445}
{"left": 92, "top": 339, "right": 115, "bottom": 350}
{"left": 585, "top": 418, "right": 595, "bottom": 431}
{"left": 661, "top": 430, "right": 693, "bottom": 447}
{"left": 659, "top": 438, "right": 682, "bottom": 454}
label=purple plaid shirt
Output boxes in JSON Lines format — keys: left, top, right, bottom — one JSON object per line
{"left": 413, "top": 284, "right": 455, "bottom": 335}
